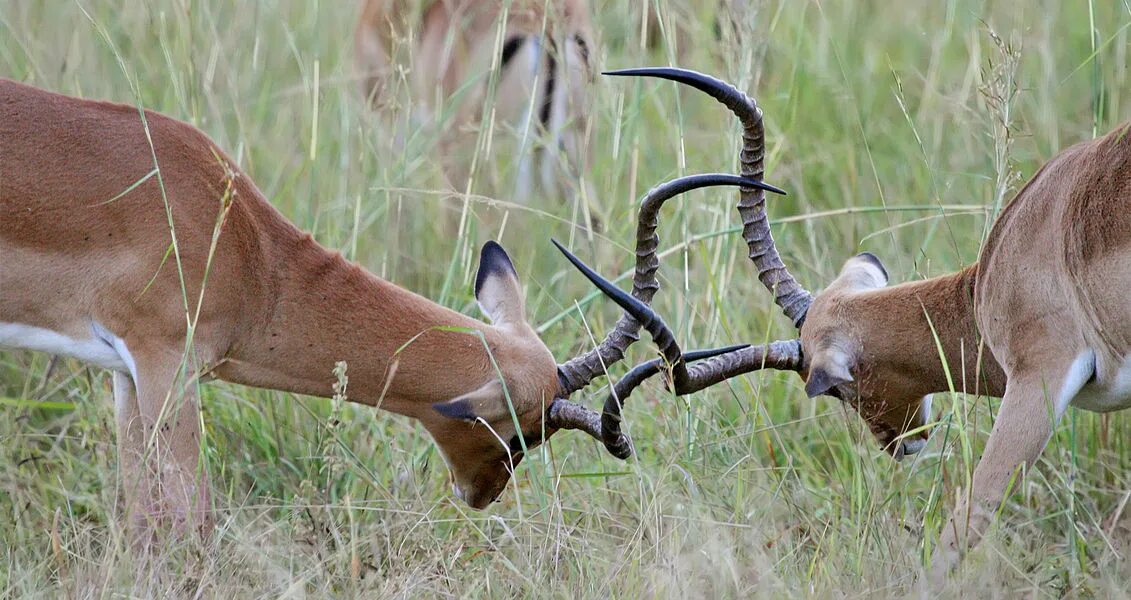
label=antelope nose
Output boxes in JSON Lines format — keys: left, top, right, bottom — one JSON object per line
{"left": 903, "top": 438, "right": 926, "bottom": 455}
{"left": 895, "top": 436, "right": 922, "bottom": 461}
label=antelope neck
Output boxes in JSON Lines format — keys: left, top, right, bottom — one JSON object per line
{"left": 218, "top": 232, "right": 501, "bottom": 416}
{"left": 852, "top": 265, "right": 1006, "bottom": 398}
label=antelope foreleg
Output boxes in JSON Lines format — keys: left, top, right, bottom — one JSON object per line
{"left": 115, "top": 356, "right": 212, "bottom": 548}
{"left": 931, "top": 373, "right": 1063, "bottom": 582}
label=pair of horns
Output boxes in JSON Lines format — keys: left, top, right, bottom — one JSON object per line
{"left": 545, "top": 68, "right": 815, "bottom": 457}
{"left": 545, "top": 175, "right": 785, "bottom": 443}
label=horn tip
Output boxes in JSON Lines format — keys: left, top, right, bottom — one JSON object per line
{"left": 601, "top": 67, "right": 654, "bottom": 77}
{"left": 683, "top": 343, "right": 750, "bottom": 362}
{"left": 739, "top": 177, "right": 787, "bottom": 196}
{"left": 602, "top": 67, "right": 697, "bottom": 79}
{"left": 762, "top": 181, "right": 788, "bottom": 197}
{"left": 608, "top": 437, "right": 634, "bottom": 460}
{"left": 550, "top": 238, "right": 580, "bottom": 265}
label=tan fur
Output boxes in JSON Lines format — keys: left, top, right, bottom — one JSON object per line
{"left": 638, "top": 0, "right": 750, "bottom": 60}
{"left": 0, "top": 79, "right": 568, "bottom": 536}
{"left": 354, "top": 0, "right": 595, "bottom": 204}
{"left": 796, "top": 123, "right": 1131, "bottom": 579}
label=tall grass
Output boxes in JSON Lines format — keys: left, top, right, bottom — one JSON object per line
{"left": 2, "top": 0, "right": 1131, "bottom": 596}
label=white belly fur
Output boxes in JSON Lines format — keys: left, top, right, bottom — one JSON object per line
{"left": 0, "top": 321, "right": 137, "bottom": 384}
{"left": 1069, "top": 351, "right": 1131, "bottom": 413}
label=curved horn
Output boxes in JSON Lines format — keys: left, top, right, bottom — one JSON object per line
{"left": 600, "top": 339, "right": 804, "bottom": 458}
{"left": 666, "top": 339, "right": 804, "bottom": 394}
{"left": 605, "top": 68, "right": 813, "bottom": 328}
{"left": 599, "top": 343, "right": 749, "bottom": 458}
{"left": 545, "top": 397, "right": 602, "bottom": 441}
{"left": 547, "top": 345, "right": 750, "bottom": 443}
{"left": 555, "top": 173, "right": 786, "bottom": 396}
{"left": 552, "top": 237, "right": 684, "bottom": 376}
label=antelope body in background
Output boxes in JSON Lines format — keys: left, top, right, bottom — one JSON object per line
{"left": 0, "top": 76, "right": 778, "bottom": 537}
{"left": 354, "top": 0, "right": 595, "bottom": 216}
{"left": 598, "top": 68, "right": 1131, "bottom": 581}
{"left": 635, "top": 0, "right": 752, "bottom": 61}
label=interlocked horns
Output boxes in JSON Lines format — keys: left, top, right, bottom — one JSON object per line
{"left": 547, "top": 68, "right": 811, "bottom": 459}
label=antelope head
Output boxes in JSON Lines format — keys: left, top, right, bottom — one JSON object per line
{"left": 797, "top": 252, "right": 933, "bottom": 458}
{"left": 599, "top": 68, "right": 935, "bottom": 460}
{"left": 425, "top": 176, "right": 782, "bottom": 507}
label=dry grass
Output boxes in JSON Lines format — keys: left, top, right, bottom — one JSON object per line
{"left": 3, "top": 0, "right": 1131, "bottom": 597}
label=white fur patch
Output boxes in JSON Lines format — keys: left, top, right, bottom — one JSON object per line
{"left": 1070, "top": 352, "right": 1131, "bottom": 413}
{"left": 920, "top": 393, "right": 934, "bottom": 424}
{"left": 0, "top": 321, "right": 137, "bottom": 384}
{"left": 838, "top": 255, "right": 888, "bottom": 291}
{"left": 451, "top": 482, "right": 467, "bottom": 504}
{"left": 857, "top": 262, "right": 887, "bottom": 287}
{"left": 1056, "top": 349, "right": 1097, "bottom": 418}
{"left": 512, "top": 36, "right": 542, "bottom": 201}
{"left": 111, "top": 371, "right": 136, "bottom": 414}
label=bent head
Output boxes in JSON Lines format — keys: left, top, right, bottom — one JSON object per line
{"left": 421, "top": 401, "right": 553, "bottom": 508}
{"left": 800, "top": 253, "right": 932, "bottom": 459}
{"left": 416, "top": 241, "right": 561, "bottom": 508}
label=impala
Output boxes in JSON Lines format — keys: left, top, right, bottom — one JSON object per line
{"left": 354, "top": 0, "right": 595, "bottom": 212}
{"left": 0, "top": 76, "right": 782, "bottom": 537}
{"left": 596, "top": 67, "right": 1131, "bottom": 580}
{"left": 634, "top": 0, "right": 751, "bottom": 61}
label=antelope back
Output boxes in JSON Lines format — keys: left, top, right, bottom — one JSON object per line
{"left": 976, "top": 123, "right": 1131, "bottom": 386}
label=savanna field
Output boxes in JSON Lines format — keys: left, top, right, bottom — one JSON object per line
{"left": 3, "top": 1, "right": 1131, "bottom": 597}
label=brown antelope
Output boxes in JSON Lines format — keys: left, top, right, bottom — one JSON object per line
{"left": 595, "top": 68, "right": 1131, "bottom": 580}
{"left": 635, "top": 0, "right": 751, "bottom": 61}
{"left": 0, "top": 76, "right": 781, "bottom": 537}
{"left": 354, "top": 0, "right": 595, "bottom": 212}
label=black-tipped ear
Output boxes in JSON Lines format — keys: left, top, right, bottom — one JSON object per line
{"left": 832, "top": 252, "right": 889, "bottom": 292}
{"left": 432, "top": 398, "right": 478, "bottom": 422}
{"left": 475, "top": 241, "right": 518, "bottom": 297}
{"left": 432, "top": 379, "right": 506, "bottom": 422}
{"left": 474, "top": 241, "right": 525, "bottom": 326}
{"left": 804, "top": 362, "right": 854, "bottom": 399}
{"left": 855, "top": 252, "right": 889, "bottom": 285}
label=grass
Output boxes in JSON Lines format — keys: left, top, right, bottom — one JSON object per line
{"left": 2, "top": 0, "right": 1131, "bottom": 596}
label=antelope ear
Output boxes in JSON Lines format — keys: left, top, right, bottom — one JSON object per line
{"left": 833, "top": 252, "right": 889, "bottom": 291}
{"left": 474, "top": 241, "right": 525, "bottom": 326}
{"left": 805, "top": 358, "right": 854, "bottom": 399}
{"left": 853, "top": 252, "right": 889, "bottom": 285}
{"left": 432, "top": 379, "right": 506, "bottom": 422}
